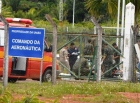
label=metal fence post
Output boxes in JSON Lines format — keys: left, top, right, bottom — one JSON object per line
{"left": 0, "top": 15, "right": 9, "bottom": 87}
{"left": 45, "top": 14, "right": 57, "bottom": 85}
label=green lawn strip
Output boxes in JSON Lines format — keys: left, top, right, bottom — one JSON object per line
{"left": 0, "top": 81, "right": 140, "bottom": 102}
{"left": 93, "top": 93, "right": 133, "bottom": 103}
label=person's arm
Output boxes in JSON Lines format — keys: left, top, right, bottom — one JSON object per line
{"left": 68, "top": 49, "right": 72, "bottom": 56}
{"left": 71, "top": 48, "right": 79, "bottom": 55}
{"left": 102, "top": 48, "right": 107, "bottom": 62}
{"left": 64, "top": 50, "right": 69, "bottom": 62}
{"left": 44, "top": 40, "right": 49, "bottom": 49}
{"left": 114, "top": 49, "right": 121, "bottom": 59}
{"left": 114, "top": 55, "right": 120, "bottom": 59}
{"left": 85, "top": 59, "right": 89, "bottom": 68}
{"left": 102, "top": 54, "right": 106, "bottom": 62}
{"left": 91, "top": 45, "right": 94, "bottom": 52}
{"left": 77, "top": 49, "right": 80, "bottom": 55}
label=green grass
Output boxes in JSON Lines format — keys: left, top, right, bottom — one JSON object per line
{"left": 0, "top": 81, "right": 140, "bottom": 102}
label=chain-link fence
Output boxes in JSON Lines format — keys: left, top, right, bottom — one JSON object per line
{"left": 46, "top": 33, "right": 98, "bottom": 53}
{"left": 46, "top": 27, "right": 124, "bottom": 80}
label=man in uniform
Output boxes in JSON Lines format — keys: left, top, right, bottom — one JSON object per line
{"left": 102, "top": 43, "right": 113, "bottom": 77}
{"left": 111, "top": 43, "right": 121, "bottom": 76}
{"left": 59, "top": 45, "right": 70, "bottom": 73}
{"left": 112, "top": 43, "right": 121, "bottom": 68}
{"left": 83, "top": 39, "right": 94, "bottom": 55}
{"left": 68, "top": 42, "right": 80, "bottom": 71}
{"left": 73, "top": 53, "right": 94, "bottom": 76}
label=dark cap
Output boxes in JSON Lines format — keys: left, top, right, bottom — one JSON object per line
{"left": 112, "top": 42, "right": 117, "bottom": 46}
{"left": 102, "top": 41, "right": 108, "bottom": 45}
{"left": 70, "top": 42, "right": 75, "bottom": 46}
{"left": 88, "top": 39, "right": 91, "bottom": 43}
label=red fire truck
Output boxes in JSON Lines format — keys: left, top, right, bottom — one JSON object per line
{"left": 0, "top": 18, "right": 60, "bottom": 82}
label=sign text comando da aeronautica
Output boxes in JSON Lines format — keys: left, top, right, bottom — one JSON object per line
{"left": 11, "top": 39, "right": 41, "bottom": 51}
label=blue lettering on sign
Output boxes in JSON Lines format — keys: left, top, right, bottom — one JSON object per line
{"left": 8, "top": 27, "right": 45, "bottom": 58}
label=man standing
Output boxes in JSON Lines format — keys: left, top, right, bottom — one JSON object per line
{"left": 44, "top": 37, "right": 52, "bottom": 52}
{"left": 83, "top": 39, "right": 94, "bottom": 55}
{"left": 102, "top": 43, "right": 113, "bottom": 77}
{"left": 68, "top": 42, "right": 80, "bottom": 71}
{"left": 59, "top": 45, "right": 70, "bottom": 73}
{"left": 112, "top": 43, "right": 121, "bottom": 67}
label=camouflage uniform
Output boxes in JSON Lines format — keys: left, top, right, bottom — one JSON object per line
{"left": 73, "top": 57, "right": 90, "bottom": 76}
{"left": 113, "top": 47, "right": 121, "bottom": 65}
{"left": 83, "top": 43, "right": 93, "bottom": 55}
{"left": 103, "top": 46, "right": 113, "bottom": 77}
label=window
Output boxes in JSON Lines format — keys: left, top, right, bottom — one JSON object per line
{"left": 0, "top": 30, "right": 4, "bottom": 46}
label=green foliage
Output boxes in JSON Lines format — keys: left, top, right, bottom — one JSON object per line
{"left": 36, "top": 4, "right": 59, "bottom": 20}
{"left": 0, "top": 91, "right": 42, "bottom": 103}
{"left": 33, "top": 20, "right": 50, "bottom": 28}
{"left": 25, "top": 8, "right": 39, "bottom": 20}
{"left": 85, "top": 0, "right": 118, "bottom": 22}
{"left": 8, "top": 0, "right": 20, "bottom": 12}
{"left": 19, "top": 0, "right": 39, "bottom": 12}
{"left": 15, "top": 8, "right": 40, "bottom": 20}
{"left": 1, "top": 0, "right": 140, "bottom": 25}
{"left": 1, "top": 0, "right": 140, "bottom": 33}
{"left": 65, "top": 0, "right": 87, "bottom": 23}
{"left": 2, "top": 0, "right": 20, "bottom": 12}
{"left": 93, "top": 93, "right": 132, "bottom": 103}
{"left": 2, "top": 0, "right": 6, "bottom": 6}
{"left": 22, "top": 94, "right": 40, "bottom": 103}
{"left": 0, "top": 91, "right": 13, "bottom": 103}
{"left": 1, "top": 6, "right": 14, "bottom": 17}
{"left": 14, "top": 10, "right": 26, "bottom": 18}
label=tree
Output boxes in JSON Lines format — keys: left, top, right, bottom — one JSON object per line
{"left": 1, "top": 6, "right": 14, "bottom": 17}
{"left": 66, "top": 0, "right": 88, "bottom": 23}
{"left": 85, "top": 0, "right": 118, "bottom": 22}
{"left": 85, "top": 0, "right": 140, "bottom": 24}
{"left": 5, "top": 0, "right": 20, "bottom": 12}
{"left": 19, "top": 0, "right": 39, "bottom": 12}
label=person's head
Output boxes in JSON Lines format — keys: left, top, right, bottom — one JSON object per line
{"left": 70, "top": 42, "right": 75, "bottom": 48}
{"left": 112, "top": 42, "right": 117, "bottom": 48}
{"left": 91, "top": 38, "right": 95, "bottom": 46}
{"left": 88, "top": 39, "right": 91, "bottom": 43}
{"left": 45, "top": 37, "right": 47, "bottom": 40}
{"left": 64, "top": 44, "right": 68, "bottom": 49}
{"left": 103, "top": 42, "right": 108, "bottom": 48}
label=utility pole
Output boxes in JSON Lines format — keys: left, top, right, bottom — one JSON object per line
{"left": 116, "top": 0, "right": 120, "bottom": 46}
{"left": 59, "top": 0, "right": 63, "bottom": 22}
{"left": 120, "top": 0, "right": 125, "bottom": 52}
{"left": 0, "top": 0, "right": 2, "bottom": 13}
{"left": 72, "top": 0, "right": 75, "bottom": 28}
{"left": 0, "top": 15, "right": 9, "bottom": 87}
